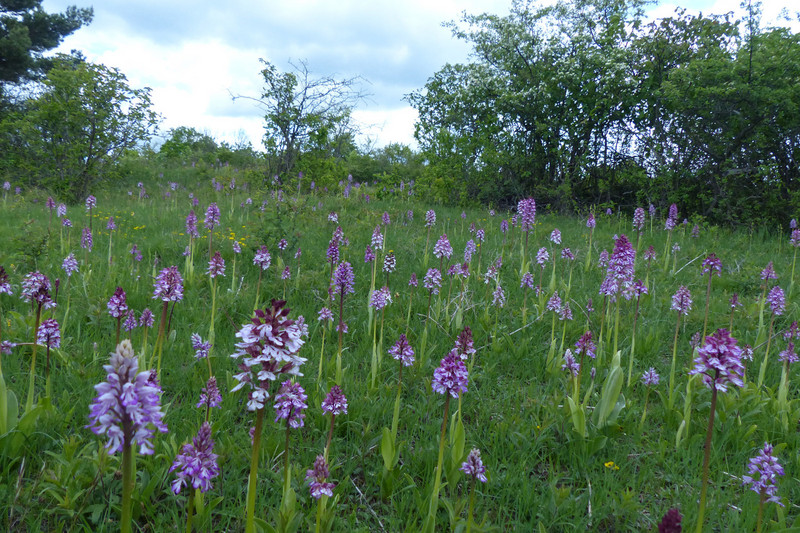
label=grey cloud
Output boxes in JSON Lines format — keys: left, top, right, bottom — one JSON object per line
{"left": 45, "top": 0, "right": 477, "bottom": 108}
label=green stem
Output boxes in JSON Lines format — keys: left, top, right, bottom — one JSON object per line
{"left": 231, "top": 255, "right": 237, "bottom": 293}
{"left": 315, "top": 495, "right": 324, "bottom": 533}
{"left": 757, "top": 316, "right": 775, "bottom": 388}
{"left": 756, "top": 491, "right": 765, "bottom": 533}
{"left": 0, "top": 304, "right": 4, "bottom": 377}
{"left": 391, "top": 367, "right": 403, "bottom": 443}
{"left": 466, "top": 480, "right": 475, "bottom": 533}
{"left": 185, "top": 489, "right": 194, "bottom": 533}
{"left": 668, "top": 315, "right": 681, "bottom": 411}
{"left": 253, "top": 269, "right": 262, "bottom": 313}
{"left": 209, "top": 277, "right": 217, "bottom": 347}
{"left": 428, "top": 396, "right": 450, "bottom": 526}
{"left": 25, "top": 304, "right": 42, "bottom": 412}
{"left": 284, "top": 420, "right": 291, "bottom": 494}
{"left": 371, "top": 312, "right": 378, "bottom": 388}
{"left": 245, "top": 408, "right": 265, "bottom": 533}
{"left": 45, "top": 346, "right": 52, "bottom": 400}
{"left": 108, "top": 231, "right": 113, "bottom": 267}
{"left": 613, "top": 297, "right": 621, "bottom": 358}
{"left": 155, "top": 300, "right": 169, "bottom": 375}
{"left": 325, "top": 414, "right": 336, "bottom": 460}
{"left": 584, "top": 228, "right": 593, "bottom": 272}
{"left": 702, "top": 274, "right": 713, "bottom": 340}
{"left": 336, "top": 295, "right": 344, "bottom": 385}
{"left": 696, "top": 377, "right": 718, "bottom": 533}
{"left": 378, "top": 308, "right": 385, "bottom": 373}
{"left": 121, "top": 436, "right": 134, "bottom": 533}
{"left": 405, "top": 287, "right": 415, "bottom": 336}
{"left": 317, "top": 328, "right": 327, "bottom": 384}
{"left": 627, "top": 296, "right": 641, "bottom": 387}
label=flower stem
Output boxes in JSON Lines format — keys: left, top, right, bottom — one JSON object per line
{"left": 668, "top": 315, "right": 681, "bottom": 411}
{"left": 428, "top": 396, "right": 450, "bottom": 526}
{"left": 284, "top": 419, "right": 292, "bottom": 494}
{"left": 25, "top": 304, "right": 42, "bottom": 412}
{"left": 391, "top": 367, "right": 403, "bottom": 443}
{"left": 317, "top": 328, "right": 327, "bottom": 383}
{"left": 155, "top": 300, "right": 169, "bottom": 375}
{"left": 757, "top": 315, "right": 775, "bottom": 388}
{"left": 315, "top": 495, "right": 324, "bottom": 533}
{"left": 627, "top": 296, "right": 641, "bottom": 387}
{"left": 756, "top": 491, "right": 765, "bottom": 533}
{"left": 245, "top": 408, "right": 265, "bottom": 533}
{"left": 613, "top": 297, "right": 621, "bottom": 358}
{"left": 696, "top": 378, "right": 718, "bottom": 533}
{"left": 209, "top": 277, "right": 217, "bottom": 347}
{"left": 370, "top": 312, "right": 378, "bottom": 389}
{"left": 185, "top": 489, "right": 194, "bottom": 533}
{"left": 325, "top": 414, "right": 336, "bottom": 460}
{"left": 405, "top": 286, "right": 415, "bottom": 336}
{"left": 466, "top": 479, "right": 475, "bottom": 533}
{"left": 253, "top": 269, "right": 262, "bottom": 313}
{"left": 336, "top": 295, "right": 344, "bottom": 385}
{"left": 45, "top": 346, "right": 52, "bottom": 400}
{"left": 702, "top": 275, "right": 712, "bottom": 340}
{"left": 121, "top": 438, "right": 134, "bottom": 533}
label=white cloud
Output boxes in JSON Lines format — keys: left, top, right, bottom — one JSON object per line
{"left": 353, "top": 107, "right": 420, "bottom": 150}
{"left": 39, "top": 0, "right": 800, "bottom": 151}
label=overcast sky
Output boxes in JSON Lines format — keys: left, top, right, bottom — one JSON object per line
{"left": 41, "top": 0, "right": 800, "bottom": 151}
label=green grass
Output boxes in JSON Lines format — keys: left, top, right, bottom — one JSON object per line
{"left": 0, "top": 174, "right": 798, "bottom": 532}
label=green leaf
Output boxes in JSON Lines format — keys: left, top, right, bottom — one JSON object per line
{"left": 450, "top": 417, "right": 466, "bottom": 468}
{"left": 381, "top": 427, "right": 396, "bottom": 470}
{"left": 593, "top": 351, "right": 624, "bottom": 429}
{"left": 0, "top": 374, "right": 19, "bottom": 435}
{"left": 567, "top": 396, "right": 586, "bottom": 438}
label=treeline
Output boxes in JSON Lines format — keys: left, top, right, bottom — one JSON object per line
{"left": 131, "top": 126, "right": 426, "bottom": 198}
{"left": 2, "top": 0, "right": 798, "bottom": 226}
{"left": 408, "top": 0, "right": 800, "bottom": 226}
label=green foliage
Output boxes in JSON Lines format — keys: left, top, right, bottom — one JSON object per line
{"left": 410, "top": 0, "right": 800, "bottom": 225}
{"left": 2, "top": 163, "right": 800, "bottom": 531}
{"left": 234, "top": 59, "right": 366, "bottom": 182}
{"left": 158, "top": 126, "right": 218, "bottom": 162}
{"left": 0, "top": 0, "right": 93, "bottom": 106}
{"left": 0, "top": 56, "right": 160, "bottom": 200}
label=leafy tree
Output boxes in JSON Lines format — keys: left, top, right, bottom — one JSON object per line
{"left": 0, "top": 55, "right": 160, "bottom": 199}
{"left": 0, "top": 0, "right": 93, "bottom": 110}
{"left": 410, "top": 0, "right": 800, "bottom": 224}
{"left": 410, "top": 0, "right": 650, "bottom": 209}
{"left": 629, "top": 4, "right": 800, "bottom": 224}
{"left": 159, "top": 126, "right": 218, "bottom": 161}
{"left": 234, "top": 59, "right": 367, "bottom": 180}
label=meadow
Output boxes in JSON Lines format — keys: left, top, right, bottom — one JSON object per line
{"left": 0, "top": 169, "right": 798, "bottom": 532}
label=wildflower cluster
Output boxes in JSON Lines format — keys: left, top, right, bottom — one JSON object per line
{"left": 230, "top": 300, "right": 308, "bottom": 411}
{"left": 389, "top": 334, "right": 415, "bottom": 366}
{"left": 689, "top": 329, "right": 744, "bottom": 392}
{"left": 742, "top": 442, "right": 784, "bottom": 505}
{"left": 86, "top": 340, "right": 167, "bottom": 454}
{"left": 432, "top": 353, "right": 469, "bottom": 398}
{"left": 169, "top": 422, "right": 219, "bottom": 494}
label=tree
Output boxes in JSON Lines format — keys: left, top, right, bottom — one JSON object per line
{"left": 0, "top": 55, "right": 160, "bottom": 199}
{"left": 410, "top": 0, "right": 650, "bottom": 209}
{"left": 234, "top": 59, "right": 367, "bottom": 180}
{"left": 159, "top": 126, "right": 218, "bottom": 161}
{"left": 0, "top": 0, "right": 93, "bottom": 109}
{"left": 410, "top": 0, "right": 800, "bottom": 223}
